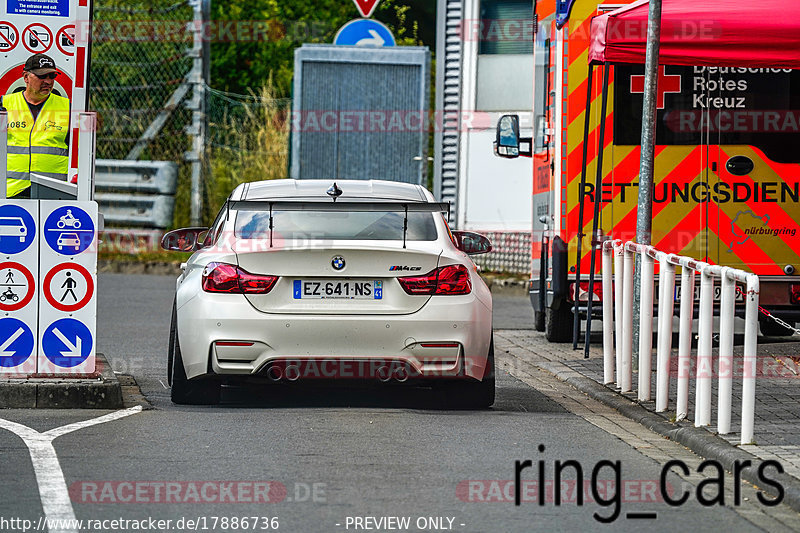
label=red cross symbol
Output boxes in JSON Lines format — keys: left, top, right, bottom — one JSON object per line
{"left": 629, "top": 66, "right": 682, "bottom": 109}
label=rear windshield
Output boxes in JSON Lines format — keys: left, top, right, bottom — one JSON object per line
{"left": 235, "top": 210, "right": 438, "bottom": 241}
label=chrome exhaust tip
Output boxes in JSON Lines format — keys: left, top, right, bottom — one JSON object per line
{"left": 266, "top": 365, "right": 283, "bottom": 381}
{"left": 284, "top": 365, "right": 301, "bottom": 382}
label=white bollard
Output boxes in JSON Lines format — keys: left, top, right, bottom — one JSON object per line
{"left": 614, "top": 242, "right": 625, "bottom": 386}
{"left": 717, "top": 270, "right": 735, "bottom": 434}
{"left": 621, "top": 244, "right": 635, "bottom": 393}
{"left": 602, "top": 243, "right": 614, "bottom": 384}
{"left": 741, "top": 275, "right": 759, "bottom": 445}
{"left": 655, "top": 256, "right": 676, "bottom": 412}
{"left": 637, "top": 250, "right": 655, "bottom": 401}
{"left": 676, "top": 265, "right": 696, "bottom": 421}
{"left": 695, "top": 266, "right": 714, "bottom": 427}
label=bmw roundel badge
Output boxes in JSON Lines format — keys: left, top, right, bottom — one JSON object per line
{"left": 332, "top": 256, "right": 345, "bottom": 270}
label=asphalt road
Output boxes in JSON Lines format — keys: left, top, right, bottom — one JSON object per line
{"left": 0, "top": 273, "right": 794, "bottom": 532}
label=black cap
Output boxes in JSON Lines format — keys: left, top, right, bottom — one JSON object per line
{"left": 24, "top": 53, "right": 57, "bottom": 75}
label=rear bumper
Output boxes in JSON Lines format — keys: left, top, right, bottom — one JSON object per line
{"left": 176, "top": 290, "right": 492, "bottom": 382}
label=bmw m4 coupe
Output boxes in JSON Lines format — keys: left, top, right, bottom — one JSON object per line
{"left": 162, "top": 179, "right": 494, "bottom": 406}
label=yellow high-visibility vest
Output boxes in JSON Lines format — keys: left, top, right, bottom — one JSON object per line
{"left": 4, "top": 91, "right": 70, "bottom": 197}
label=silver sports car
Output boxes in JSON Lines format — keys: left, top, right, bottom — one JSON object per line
{"left": 162, "top": 179, "right": 494, "bottom": 406}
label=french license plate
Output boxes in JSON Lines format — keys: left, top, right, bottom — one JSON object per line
{"left": 293, "top": 280, "right": 383, "bottom": 300}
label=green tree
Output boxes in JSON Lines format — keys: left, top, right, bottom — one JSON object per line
{"left": 210, "top": 0, "right": 428, "bottom": 95}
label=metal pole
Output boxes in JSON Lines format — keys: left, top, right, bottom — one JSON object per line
{"left": 0, "top": 111, "right": 6, "bottom": 200}
{"left": 637, "top": 249, "right": 655, "bottom": 401}
{"left": 717, "top": 269, "right": 735, "bottom": 434}
{"left": 584, "top": 64, "right": 611, "bottom": 358}
{"left": 76, "top": 113, "right": 97, "bottom": 201}
{"left": 602, "top": 242, "right": 614, "bottom": 384}
{"left": 655, "top": 254, "right": 675, "bottom": 412}
{"left": 189, "top": 0, "right": 206, "bottom": 226}
{"left": 741, "top": 275, "right": 759, "bottom": 445}
{"left": 573, "top": 66, "right": 595, "bottom": 350}
{"left": 632, "top": 0, "right": 663, "bottom": 362}
{"left": 676, "top": 265, "right": 695, "bottom": 421}
{"left": 695, "top": 266, "right": 713, "bottom": 427}
{"left": 614, "top": 241, "right": 625, "bottom": 386}
{"left": 621, "top": 244, "right": 635, "bottom": 393}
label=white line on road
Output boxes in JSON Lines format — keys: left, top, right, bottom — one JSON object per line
{"left": 0, "top": 406, "right": 143, "bottom": 533}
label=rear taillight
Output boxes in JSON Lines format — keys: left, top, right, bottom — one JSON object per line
{"left": 791, "top": 284, "right": 800, "bottom": 305}
{"left": 398, "top": 265, "right": 472, "bottom": 296}
{"left": 571, "top": 281, "right": 602, "bottom": 302}
{"left": 202, "top": 262, "right": 278, "bottom": 294}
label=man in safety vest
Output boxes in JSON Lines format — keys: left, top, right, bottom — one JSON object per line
{"left": 0, "top": 53, "right": 70, "bottom": 198}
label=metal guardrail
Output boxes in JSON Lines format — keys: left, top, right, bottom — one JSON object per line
{"left": 94, "top": 159, "right": 178, "bottom": 228}
{"left": 601, "top": 239, "right": 760, "bottom": 445}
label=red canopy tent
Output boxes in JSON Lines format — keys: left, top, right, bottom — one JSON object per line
{"left": 574, "top": 0, "right": 800, "bottom": 350}
{"left": 588, "top": 0, "right": 800, "bottom": 68}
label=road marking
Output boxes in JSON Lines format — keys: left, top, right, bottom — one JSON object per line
{"left": 0, "top": 406, "right": 142, "bottom": 533}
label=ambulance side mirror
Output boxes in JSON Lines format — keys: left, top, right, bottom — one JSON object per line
{"left": 495, "top": 115, "right": 521, "bottom": 158}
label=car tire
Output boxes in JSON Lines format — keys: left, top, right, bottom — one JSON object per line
{"left": 444, "top": 337, "right": 495, "bottom": 409}
{"left": 169, "top": 298, "right": 221, "bottom": 405}
{"left": 534, "top": 310, "right": 545, "bottom": 332}
{"left": 545, "top": 303, "right": 573, "bottom": 343}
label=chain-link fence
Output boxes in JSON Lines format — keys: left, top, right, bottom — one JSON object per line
{"left": 471, "top": 231, "right": 532, "bottom": 275}
{"left": 92, "top": 0, "right": 194, "bottom": 162}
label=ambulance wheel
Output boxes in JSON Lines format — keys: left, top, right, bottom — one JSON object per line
{"left": 545, "top": 303, "right": 573, "bottom": 343}
{"left": 534, "top": 310, "right": 545, "bottom": 332}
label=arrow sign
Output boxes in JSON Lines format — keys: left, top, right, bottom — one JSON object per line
{"left": 0, "top": 327, "right": 25, "bottom": 357}
{"left": 0, "top": 318, "right": 34, "bottom": 368}
{"left": 42, "top": 318, "right": 92, "bottom": 368}
{"left": 53, "top": 328, "right": 82, "bottom": 357}
{"left": 334, "top": 19, "right": 395, "bottom": 47}
{"left": 352, "top": 0, "right": 381, "bottom": 18}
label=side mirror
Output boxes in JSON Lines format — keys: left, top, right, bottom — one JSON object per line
{"left": 495, "top": 115, "right": 521, "bottom": 158}
{"left": 161, "top": 227, "right": 210, "bottom": 252}
{"left": 452, "top": 231, "right": 492, "bottom": 255}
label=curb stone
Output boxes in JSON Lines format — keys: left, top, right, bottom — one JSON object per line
{"left": 0, "top": 352, "right": 123, "bottom": 409}
{"left": 524, "top": 358, "right": 800, "bottom": 514}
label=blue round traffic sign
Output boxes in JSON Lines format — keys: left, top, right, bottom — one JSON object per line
{"left": 43, "top": 206, "right": 95, "bottom": 255}
{"left": 0, "top": 204, "right": 36, "bottom": 254}
{"left": 334, "top": 19, "right": 395, "bottom": 47}
{"left": 0, "top": 317, "right": 35, "bottom": 368}
{"left": 42, "top": 318, "right": 93, "bottom": 368}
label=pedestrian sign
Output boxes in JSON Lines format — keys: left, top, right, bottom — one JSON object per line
{"left": 43, "top": 205, "right": 95, "bottom": 255}
{"left": 0, "top": 261, "right": 35, "bottom": 312}
{"left": 0, "top": 318, "right": 35, "bottom": 369}
{"left": 0, "top": 204, "right": 36, "bottom": 254}
{"left": 41, "top": 318, "right": 92, "bottom": 368}
{"left": 43, "top": 262, "right": 93, "bottom": 312}
{"left": 38, "top": 201, "right": 97, "bottom": 374}
{"left": 334, "top": 19, "right": 395, "bottom": 47}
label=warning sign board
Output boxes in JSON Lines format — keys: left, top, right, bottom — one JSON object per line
{"left": 22, "top": 23, "right": 53, "bottom": 54}
{"left": 0, "top": 21, "right": 19, "bottom": 51}
{"left": 0, "top": 201, "right": 39, "bottom": 376}
{"left": 352, "top": 0, "right": 381, "bottom": 18}
{"left": 56, "top": 23, "right": 73, "bottom": 56}
{"left": 37, "top": 201, "right": 97, "bottom": 374}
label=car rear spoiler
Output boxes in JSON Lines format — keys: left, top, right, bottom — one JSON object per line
{"left": 226, "top": 200, "right": 451, "bottom": 249}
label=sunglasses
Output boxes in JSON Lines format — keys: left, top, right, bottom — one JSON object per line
{"left": 30, "top": 72, "right": 58, "bottom": 80}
